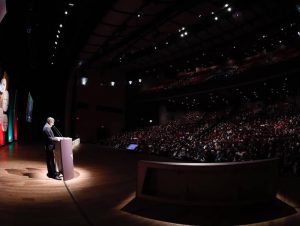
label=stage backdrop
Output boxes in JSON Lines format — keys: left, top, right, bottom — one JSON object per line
{"left": 0, "top": 71, "right": 18, "bottom": 145}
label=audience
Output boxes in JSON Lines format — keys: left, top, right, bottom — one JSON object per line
{"left": 105, "top": 98, "right": 300, "bottom": 176}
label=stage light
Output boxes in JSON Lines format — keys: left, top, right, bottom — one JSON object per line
{"left": 59, "top": 24, "right": 63, "bottom": 28}
{"left": 81, "top": 77, "right": 88, "bottom": 86}
{"left": 65, "top": 11, "right": 68, "bottom": 15}
{"left": 129, "top": 80, "right": 132, "bottom": 85}
{"left": 138, "top": 79, "right": 142, "bottom": 83}
{"left": 110, "top": 81, "right": 115, "bottom": 86}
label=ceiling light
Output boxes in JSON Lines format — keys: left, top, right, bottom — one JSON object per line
{"left": 68, "top": 3, "right": 74, "bottom": 7}
{"left": 233, "top": 12, "right": 240, "bottom": 17}
{"left": 81, "top": 77, "right": 88, "bottom": 86}
{"left": 56, "top": 35, "right": 59, "bottom": 38}
{"left": 129, "top": 80, "right": 133, "bottom": 85}
{"left": 227, "top": 7, "right": 232, "bottom": 12}
{"left": 55, "top": 41, "right": 57, "bottom": 45}
{"left": 298, "top": 31, "right": 300, "bottom": 36}
{"left": 65, "top": 11, "right": 68, "bottom": 15}
{"left": 214, "top": 16, "right": 218, "bottom": 21}
{"left": 58, "top": 30, "right": 60, "bottom": 34}
{"left": 110, "top": 81, "right": 115, "bottom": 86}
{"left": 59, "top": 24, "right": 63, "bottom": 28}
{"left": 224, "top": 3, "right": 229, "bottom": 8}
{"left": 138, "top": 79, "right": 142, "bottom": 83}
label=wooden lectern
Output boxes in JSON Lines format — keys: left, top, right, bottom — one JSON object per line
{"left": 54, "top": 137, "right": 74, "bottom": 181}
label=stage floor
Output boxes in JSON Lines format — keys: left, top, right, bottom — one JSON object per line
{"left": 0, "top": 142, "right": 300, "bottom": 226}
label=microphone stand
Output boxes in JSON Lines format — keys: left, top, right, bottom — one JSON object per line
{"left": 52, "top": 125, "right": 63, "bottom": 137}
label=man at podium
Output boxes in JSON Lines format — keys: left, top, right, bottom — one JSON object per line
{"left": 42, "top": 117, "right": 62, "bottom": 180}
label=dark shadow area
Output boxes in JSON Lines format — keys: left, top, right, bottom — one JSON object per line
{"left": 278, "top": 176, "right": 300, "bottom": 208}
{"left": 5, "top": 168, "right": 44, "bottom": 179}
{"left": 5, "top": 168, "right": 81, "bottom": 179}
{"left": 122, "top": 198, "right": 297, "bottom": 226}
{"left": 5, "top": 168, "right": 28, "bottom": 176}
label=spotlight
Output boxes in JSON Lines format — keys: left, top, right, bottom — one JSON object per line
{"left": 81, "top": 77, "right": 88, "bottom": 86}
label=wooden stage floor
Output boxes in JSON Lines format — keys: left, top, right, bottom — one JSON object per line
{"left": 0, "top": 142, "right": 300, "bottom": 226}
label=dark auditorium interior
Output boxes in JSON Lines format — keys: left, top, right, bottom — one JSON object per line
{"left": 1, "top": 0, "right": 300, "bottom": 225}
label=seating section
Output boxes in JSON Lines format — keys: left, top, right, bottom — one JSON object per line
{"left": 107, "top": 99, "right": 300, "bottom": 176}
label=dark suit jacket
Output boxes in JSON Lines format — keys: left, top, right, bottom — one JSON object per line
{"left": 43, "top": 123, "right": 55, "bottom": 150}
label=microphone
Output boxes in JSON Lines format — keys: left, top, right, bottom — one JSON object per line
{"left": 52, "top": 125, "right": 63, "bottom": 137}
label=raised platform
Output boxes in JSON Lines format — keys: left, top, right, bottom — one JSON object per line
{"left": 137, "top": 159, "right": 279, "bottom": 206}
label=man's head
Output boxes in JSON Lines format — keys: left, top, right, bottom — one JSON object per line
{"left": 47, "top": 117, "right": 55, "bottom": 127}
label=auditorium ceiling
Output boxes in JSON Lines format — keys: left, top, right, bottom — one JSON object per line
{"left": 0, "top": 0, "right": 300, "bottom": 78}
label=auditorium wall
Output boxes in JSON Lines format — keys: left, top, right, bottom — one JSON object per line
{"left": 74, "top": 65, "right": 126, "bottom": 143}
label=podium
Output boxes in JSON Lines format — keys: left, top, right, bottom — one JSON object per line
{"left": 54, "top": 137, "right": 74, "bottom": 181}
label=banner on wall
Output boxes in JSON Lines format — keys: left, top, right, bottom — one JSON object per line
{"left": 0, "top": 0, "right": 6, "bottom": 23}
{"left": 8, "top": 89, "right": 17, "bottom": 142}
{"left": 0, "top": 71, "right": 8, "bottom": 145}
